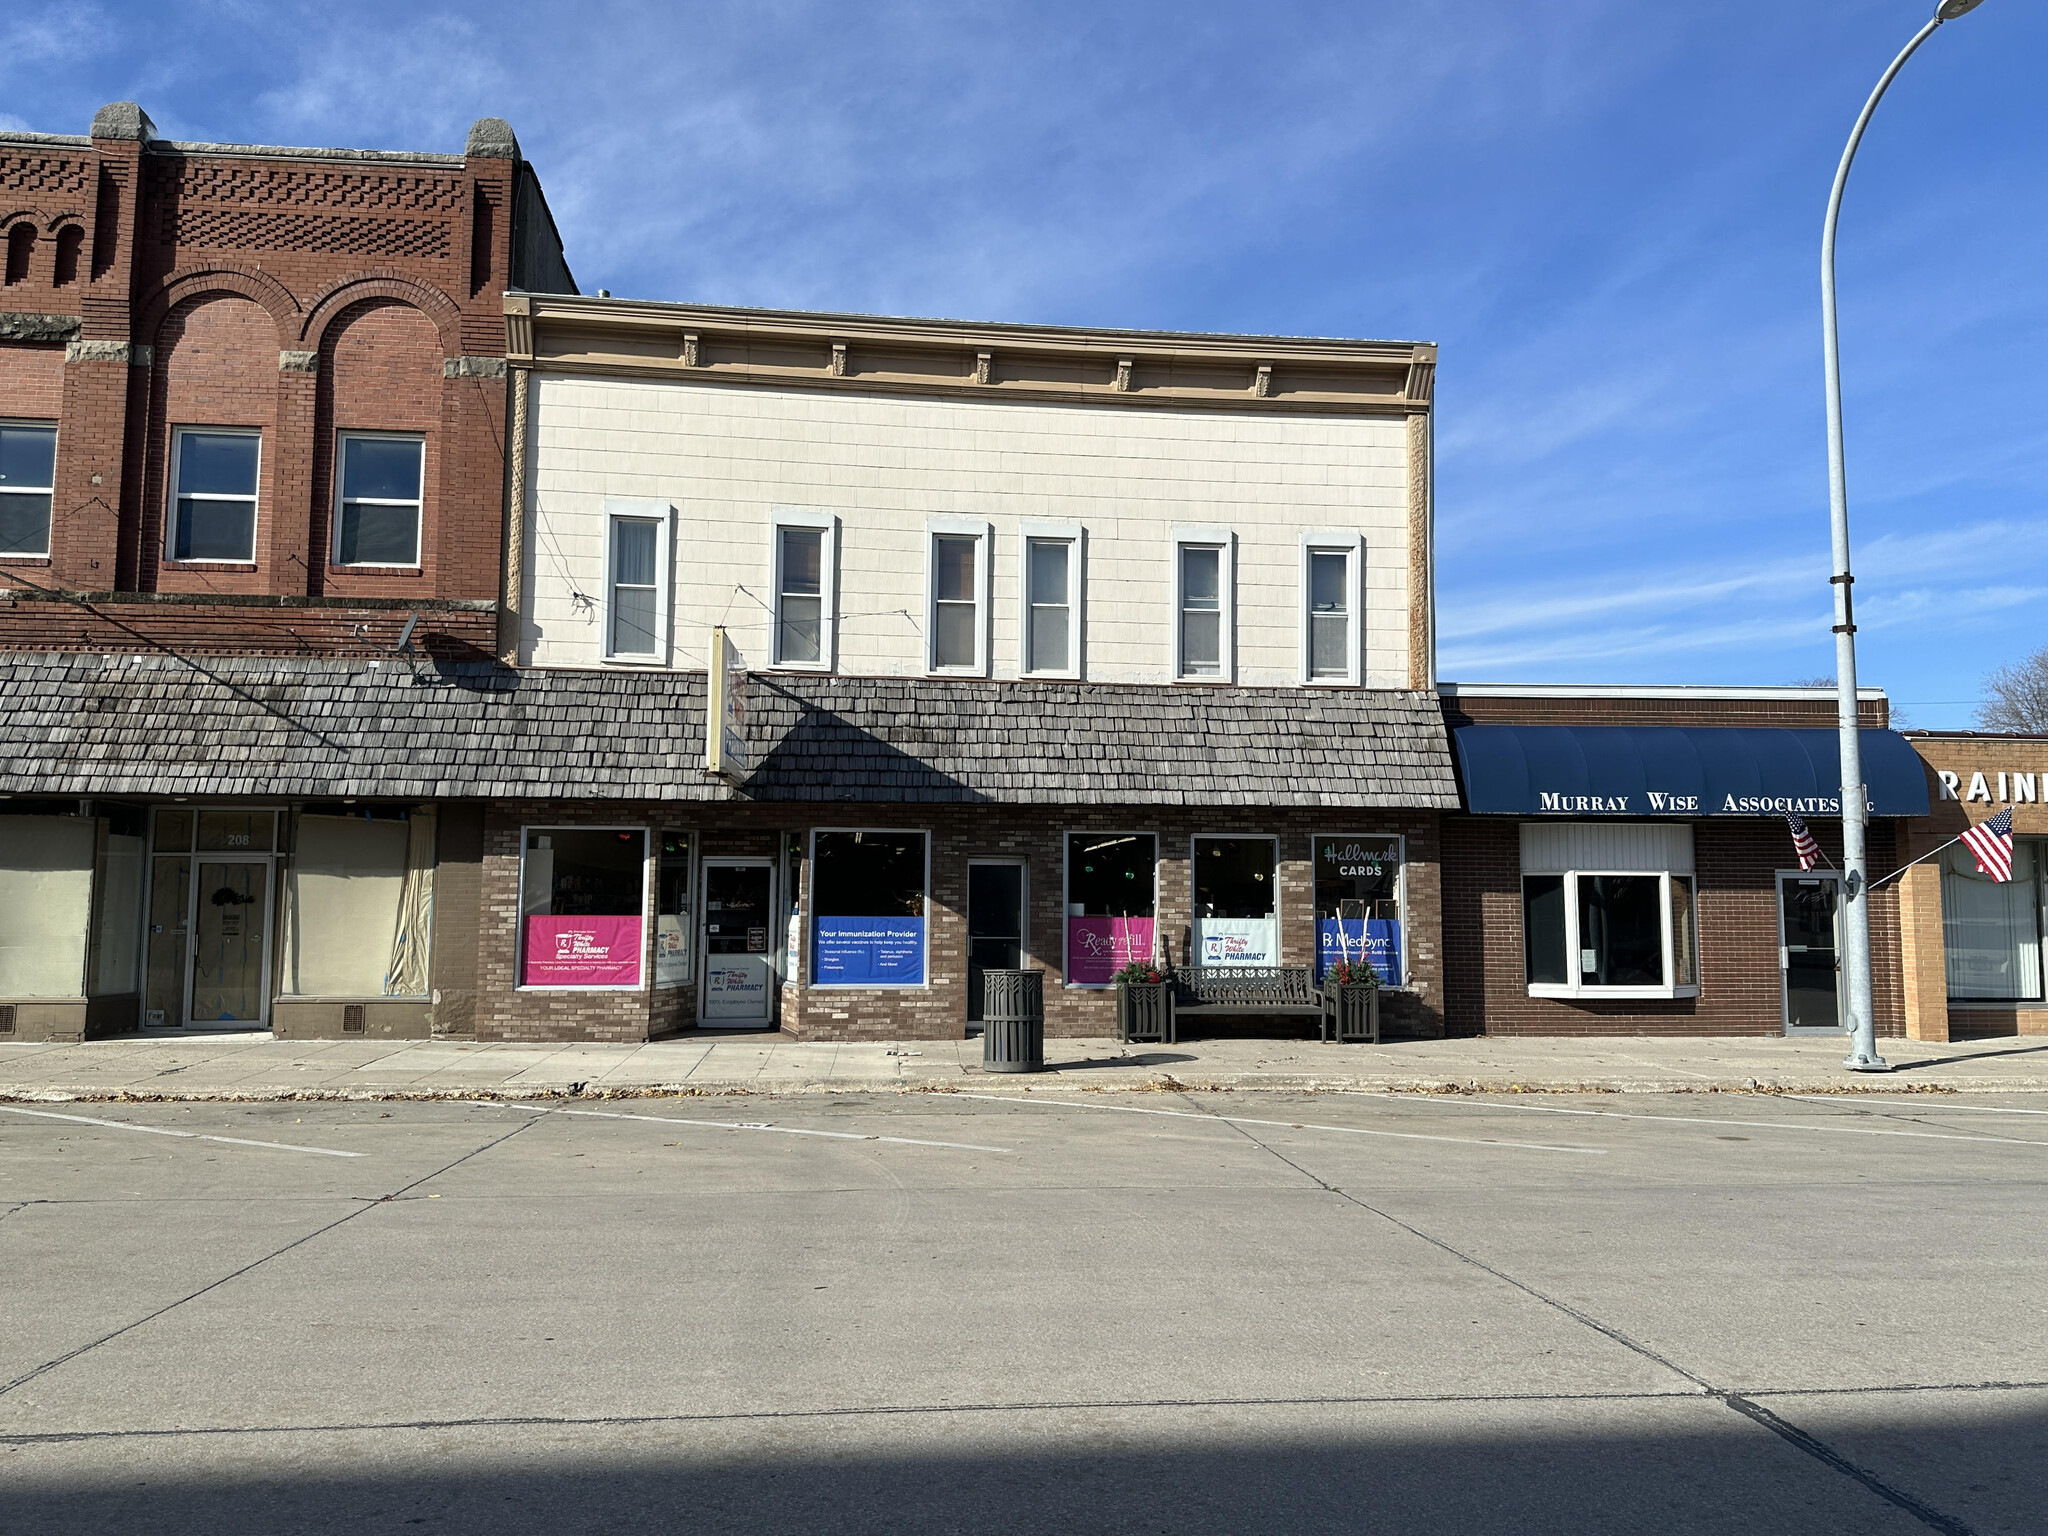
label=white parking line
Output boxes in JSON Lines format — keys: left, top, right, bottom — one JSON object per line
{"left": 0, "top": 1104, "right": 364, "bottom": 1158}
{"left": 1344, "top": 1093, "right": 2048, "bottom": 1146}
{"left": 957, "top": 1095, "right": 1605, "bottom": 1155}
{"left": 499, "top": 1102, "right": 1013, "bottom": 1154}
{"left": 1779, "top": 1094, "right": 2048, "bottom": 1118}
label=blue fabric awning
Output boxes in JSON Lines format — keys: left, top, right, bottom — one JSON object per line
{"left": 1451, "top": 725, "right": 1930, "bottom": 818}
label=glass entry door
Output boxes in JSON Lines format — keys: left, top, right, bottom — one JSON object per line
{"left": 699, "top": 860, "right": 776, "bottom": 1026}
{"left": 1778, "top": 872, "right": 1843, "bottom": 1034}
{"left": 189, "top": 861, "right": 271, "bottom": 1026}
{"left": 967, "top": 861, "right": 1026, "bottom": 1022}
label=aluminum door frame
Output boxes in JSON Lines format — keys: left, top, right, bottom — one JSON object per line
{"left": 184, "top": 855, "right": 276, "bottom": 1031}
{"left": 696, "top": 857, "right": 779, "bottom": 1027}
{"left": 1777, "top": 869, "right": 1844, "bottom": 1035}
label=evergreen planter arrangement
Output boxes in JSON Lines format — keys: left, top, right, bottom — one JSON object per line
{"left": 1321, "top": 960, "right": 1381, "bottom": 1044}
{"left": 1112, "top": 962, "right": 1174, "bottom": 1044}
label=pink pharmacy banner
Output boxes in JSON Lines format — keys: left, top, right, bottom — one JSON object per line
{"left": 523, "top": 915, "right": 643, "bottom": 987}
{"left": 1066, "top": 916, "right": 1157, "bottom": 986}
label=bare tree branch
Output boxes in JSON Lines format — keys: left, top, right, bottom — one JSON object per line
{"left": 1978, "top": 646, "right": 2048, "bottom": 733}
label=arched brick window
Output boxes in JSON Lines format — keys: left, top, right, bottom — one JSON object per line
{"left": 3, "top": 224, "right": 34, "bottom": 285}
{"left": 318, "top": 299, "right": 440, "bottom": 576}
{"left": 51, "top": 224, "right": 83, "bottom": 287}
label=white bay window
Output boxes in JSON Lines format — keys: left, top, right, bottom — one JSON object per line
{"left": 1521, "top": 823, "right": 1699, "bottom": 999}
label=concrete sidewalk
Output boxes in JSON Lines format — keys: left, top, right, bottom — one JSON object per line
{"left": 2, "top": 1029, "right": 2046, "bottom": 1100}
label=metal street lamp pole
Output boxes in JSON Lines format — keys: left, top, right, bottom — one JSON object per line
{"left": 1823, "top": 0, "right": 1985, "bottom": 1072}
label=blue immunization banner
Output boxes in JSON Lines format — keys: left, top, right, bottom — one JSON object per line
{"left": 813, "top": 916, "right": 926, "bottom": 986}
{"left": 1317, "top": 919, "right": 1402, "bottom": 984}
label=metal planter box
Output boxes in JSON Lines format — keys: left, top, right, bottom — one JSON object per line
{"left": 1116, "top": 982, "right": 1174, "bottom": 1044}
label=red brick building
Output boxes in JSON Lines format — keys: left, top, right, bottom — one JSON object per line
{"left": 1440, "top": 685, "right": 1925, "bottom": 1039}
{"left": 1, "top": 101, "right": 571, "bottom": 659}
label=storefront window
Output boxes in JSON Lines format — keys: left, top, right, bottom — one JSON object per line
{"left": 1065, "top": 833, "right": 1157, "bottom": 985}
{"left": 1313, "top": 835, "right": 1403, "bottom": 983}
{"left": 0, "top": 813, "right": 96, "bottom": 997}
{"left": 656, "top": 832, "right": 693, "bottom": 987}
{"left": 280, "top": 806, "right": 435, "bottom": 997}
{"left": 520, "top": 828, "right": 648, "bottom": 988}
{"left": 811, "top": 830, "right": 927, "bottom": 986}
{"left": 1192, "top": 835, "right": 1278, "bottom": 966}
{"left": 1943, "top": 840, "right": 2044, "bottom": 1001}
{"left": 90, "top": 805, "right": 147, "bottom": 996}
{"left": 1519, "top": 823, "right": 1698, "bottom": 998}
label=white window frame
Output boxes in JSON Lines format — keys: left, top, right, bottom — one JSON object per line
{"left": 769, "top": 509, "right": 838, "bottom": 671}
{"left": 513, "top": 823, "right": 653, "bottom": 993}
{"left": 0, "top": 418, "right": 57, "bottom": 559}
{"left": 167, "top": 427, "right": 262, "bottom": 565}
{"left": 331, "top": 431, "right": 425, "bottom": 569}
{"left": 806, "top": 827, "right": 933, "bottom": 991}
{"left": 1299, "top": 532, "right": 1364, "bottom": 687}
{"left": 1523, "top": 869, "right": 1700, "bottom": 1001}
{"left": 1018, "top": 520, "right": 1084, "bottom": 680}
{"left": 601, "top": 498, "right": 673, "bottom": 666}
{"left": 1171, "top": 526, "right": 1235, "bottom": 683}
{"left": 924, "top": 517, "right": 991, "bottom": 676}
{"left": 1312, "top": 829, "right": 1409, "bottom": 986}
{"left": 1060, "top": 829, "right": 1161, "bottom": 990}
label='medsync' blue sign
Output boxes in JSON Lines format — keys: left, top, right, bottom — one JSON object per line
{"left": 1317, "top": 919, "right": 1401, "bottom": 984}
{"left": 813, "top": 916, "right": 926, "bottom": 986}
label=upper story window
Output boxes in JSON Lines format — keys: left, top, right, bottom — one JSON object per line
{"left": 0, "top": 422, "right": 56, "bottom": 558}
{"left": 1302, "top": 536, "right": 1362, "bottom": 685}
{"left": 603, "top": 502, "right": 672, "bottom": 663}
{"left": 926, "top": 520, "right": 990, "bottom": 674}
{"left": 1022, "top": 525, "right": 1082, "bottom": 678}
{"left": 1173, "top": 529, "right": 1234, "bottom": 682}
{"left": 170, "top": 429, "right": 260, "bottom": 563}
{"left": 772, "top": 512, "right": 837, "bottom": 670}
{"left": 334, "top": 435, "right": 424, "bottom": 567}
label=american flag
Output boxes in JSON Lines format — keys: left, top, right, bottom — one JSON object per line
{"left": 1960, "top": 806, "right": 2017, "bottom": 883}
{"left": 1785, "top": 813, "right": 1821, "bottom": 871}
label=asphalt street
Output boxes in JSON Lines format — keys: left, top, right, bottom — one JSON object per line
{"left": 2, "top": 1088, "right": 2044, "bottom": 1534}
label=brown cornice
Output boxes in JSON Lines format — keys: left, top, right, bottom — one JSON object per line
{"left": 507, "top": 292, "right": 1435, "bottom": 416}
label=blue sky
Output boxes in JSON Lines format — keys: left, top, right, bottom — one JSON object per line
{"left": 6, "top": 1, "right": 2042, "bottom": 724}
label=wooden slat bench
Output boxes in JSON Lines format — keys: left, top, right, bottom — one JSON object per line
{"left": 1164, "top": 965, "right": 1324, "bottom": 1042}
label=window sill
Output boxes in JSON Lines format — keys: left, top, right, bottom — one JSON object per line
{"left": 514, "top": 983, "right": 648, "bottom": 993}
{"left": 163, "top": 561, "right": 258, "bottom": 572}
{"left": 599, "top": 655, "right": 670, "bottom": 668}
{"left": 0, "top": 555, "right": 52, "bottom": 566}
{"left": 1528, "top": 983, "right": 1700, "bottom": 1002}
{"left": 808, "top": 983, "right": 930, "bottom": 992}
{"left": 329, "top": 565, "right": 423, "bottom": 576}
{"left": 1948, "top": 997, "right": 2048, "bottom": 1010}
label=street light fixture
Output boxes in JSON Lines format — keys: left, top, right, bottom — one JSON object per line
{"left": 1822, "top": 0, "right": 1987, "bottom": 1072}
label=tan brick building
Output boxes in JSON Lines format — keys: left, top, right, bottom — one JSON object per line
{"left": 1895, "top": 734, "right": 2048, "bottom": 1042}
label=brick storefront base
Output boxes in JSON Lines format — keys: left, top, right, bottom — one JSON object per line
{"left": 1441, "top": 817, "right": 1904, "bottom": 1038}
{"left": 478, "top": 800, "right": 1446, "bottom": 1044}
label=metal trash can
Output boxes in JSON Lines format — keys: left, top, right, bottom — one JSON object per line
{"left": 981, "top": 968, "right": 1045, "bottom": 1073}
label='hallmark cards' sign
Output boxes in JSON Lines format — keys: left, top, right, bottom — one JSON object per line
{"left": 523, "top": 915, "right": 642, "bottom": 987}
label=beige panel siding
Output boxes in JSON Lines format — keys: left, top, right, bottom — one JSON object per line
{"left": 522, "top": 375, "right": 1412, "bottom": 686}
